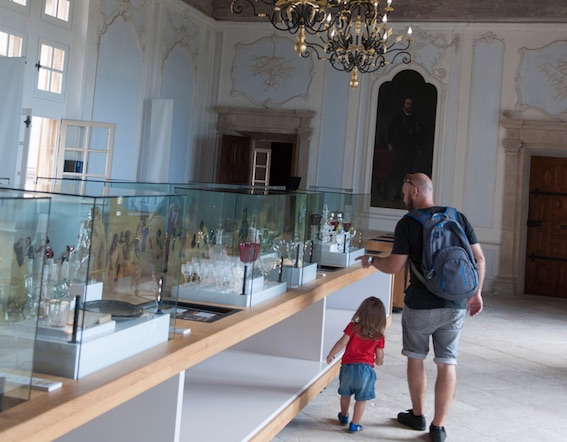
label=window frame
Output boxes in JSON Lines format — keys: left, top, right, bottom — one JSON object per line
{"left": 34, "top": 38, "right": 69, "bottom": 101}
{"left": 0, "top": 25, "right": 26, "bottom": 57}
{"left": 0, "top": 0, "right": 31, "bottom": 15}
{"left": 40, "top": 0, "right": 72, "bottom": 30}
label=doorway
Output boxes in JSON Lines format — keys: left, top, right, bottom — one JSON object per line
{"left": 525, "top": 156, "right": 567, "bottom": 297}
{"left": 213, "top": 107, "right": 314, "bottom": 188}
{"left": 217, "top": 134, "right": 294, "bottom": 187}
{"left": 495, "top": 118, "right": 567, "bottom": 297}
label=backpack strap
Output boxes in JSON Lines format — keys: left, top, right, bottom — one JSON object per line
{"left": 405, "top": 210, "right": 430, "bottom": 286}
{"left": 409, "top": 258, "right": 429, "bottom": 286}
{"left": 405, "top": 209, "right": 429, "bottom": 225}
{"left": 444, "top": 206, "right": 458, "bottom": 221}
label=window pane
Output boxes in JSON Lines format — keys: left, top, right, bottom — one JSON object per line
{"left": 9, "top": 35, "right": 23, "bottom": 56}
{"left": 44, "top": 0, "right": 56, "bottom": 17}
{"left": 37, "top": 69, "right": 50, "bottom": 91}
{"left": 12, "top": 0, "right": 27, "bottom": 5}
{"left": 52, "top": 47, "right": 65, "bottom": 70}
{"left": 65, "top": 126, "right": 86, "bottom": 149}
{"left": 40, "top": 44, "right": 53, "bottom": 67}
{"left": 51, "top": 71, "right": 62, "bottom": 93}
{"left": 86, "top": 152, "right": 107, "bottom": 176}
{"left": 0, "top": 32, "right": 7, "bottom": 56}
{"left": 58, "top": 0, "right": 70, "bottom": 21}
{"left": 90, "top": 127, "right": 110, "bottom": 151}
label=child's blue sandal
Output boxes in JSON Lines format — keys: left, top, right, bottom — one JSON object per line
{"left": 337, "top": 412, "right": 349, "bottom": 425}
{"left": 349, "top": 422, "right": 363, "bottom": 433}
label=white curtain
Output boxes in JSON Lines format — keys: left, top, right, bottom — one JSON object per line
{"left": 0, "top": 57, "right": 25, "bottom": 185}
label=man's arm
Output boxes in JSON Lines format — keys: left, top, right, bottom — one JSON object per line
{"left": 357, "top": 253, "right": 408, "bottom": 274}
{"left": 467, "top": 243, "right": 485, "bottom": 317}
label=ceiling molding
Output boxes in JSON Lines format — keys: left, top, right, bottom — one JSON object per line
{"left": 181, "top": 0, "right": 567, "bottom": 24}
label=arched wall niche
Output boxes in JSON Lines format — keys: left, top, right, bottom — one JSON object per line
{"left": 371, "top": 69, "right": 438, "bottom": 209}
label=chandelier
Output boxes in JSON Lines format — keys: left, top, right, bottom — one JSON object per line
{"left": 230, "top": 1, "right": 412, "bottom": 88}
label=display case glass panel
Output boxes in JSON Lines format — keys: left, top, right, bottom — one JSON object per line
{"left": 308, "top": 188, "right": 369, "bottom": 268}
{"left": 0, "top": 190, "right": 50, "bottom": 412}
{"left": 11, "top": 179, "right": 185, "bottom": 379}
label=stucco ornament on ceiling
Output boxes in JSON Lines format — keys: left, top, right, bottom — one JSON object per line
{"left": 231, "top": 34, "right": 313, "bottom": 108}
{"left": 516, "top": 40, "right": 567, "bottom": 121}
{"left": 98, "top": 0, "right": 148, "bottom": 51}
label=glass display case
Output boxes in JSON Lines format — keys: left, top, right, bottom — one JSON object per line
{"left": 169, "top": 186, "right": 319, "bottom": 307}
{"left": 308, "top": 188, "right": 369, "bottom": 268}
{"left": 107, "top": 181, "right": 317, "bottom": 298}
{"left": 9, "top": 179, "right": 185, "bottom": 379}
{"left": 0, "top": 190, "right": 50, "bottom": 412}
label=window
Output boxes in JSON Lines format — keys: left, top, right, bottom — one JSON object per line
{"left": 1, "top": 0, "right": 29, "bottom": 14}
{"left": 36, "top": 41, "right": 67, "bottom": 95}
{"left": 43, "top": 0, "right": 70, "bottom": 22}
{"left": 0, "top": 30, "right": 24, "bottom": 57}
{"left": 41, "top": 0, "right": 72, "bottom": 28}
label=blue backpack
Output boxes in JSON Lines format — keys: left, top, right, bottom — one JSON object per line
{"left": 406, "top": 207, "right": 479, "bottom": 301}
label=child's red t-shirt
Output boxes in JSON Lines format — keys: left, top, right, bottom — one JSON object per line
{"left": 341, "top": 321, "right": 385, "bottom": 366}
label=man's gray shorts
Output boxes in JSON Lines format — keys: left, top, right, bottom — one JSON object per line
{"left": 401, "top": 307, "right": 466, "bottom": 365}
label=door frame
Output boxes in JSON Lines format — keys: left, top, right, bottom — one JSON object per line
{"left": 213, "top": 107, "right": 314, "bottom": 188}
{"left": 494, "top": 118, "right": 567, "bottom": 296}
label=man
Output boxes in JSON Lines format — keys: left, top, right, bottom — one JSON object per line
{"left": 387, "top": 97, "right": 425, "bottom": 199}
{"left": 357, "top": 173, "right": 485, "bottom": 442}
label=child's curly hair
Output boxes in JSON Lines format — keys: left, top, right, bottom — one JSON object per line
{"left": 351, "top": 296, "right": 386, "bottom": 340}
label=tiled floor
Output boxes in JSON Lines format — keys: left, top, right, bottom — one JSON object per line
{"left": 274, "top": 293, "right": 567, "bottom": 441}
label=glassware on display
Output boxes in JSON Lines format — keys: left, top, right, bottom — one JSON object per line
{"left": 181, "top": 262, "right": 192, "bottom": 284}
{"left": 208, "top": 228, "right": 228, "bottom": 261}
{"left": 239, "top": 242, "right": 261, "bottom": 295}
{"left": 258, "top": 245, "right": 281, "bottom": 280}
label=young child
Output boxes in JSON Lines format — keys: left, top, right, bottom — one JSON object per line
{"left": 326, "top": 296, "right": 386, "bottom": 433}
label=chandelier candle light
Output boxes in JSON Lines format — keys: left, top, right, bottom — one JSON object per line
{"left": 231, "top": 0, "right": 412, "bottom": 87}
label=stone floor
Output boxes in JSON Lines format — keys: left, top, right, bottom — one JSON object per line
{"left": 274, "top": 293, "right": 567, "bottom": 441}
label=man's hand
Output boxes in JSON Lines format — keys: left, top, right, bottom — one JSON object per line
{"left": 356, "top": 255, "right": 374, "bottom": 269}
{"left": 467, "top": 292, "right": 483, "bottom": 317}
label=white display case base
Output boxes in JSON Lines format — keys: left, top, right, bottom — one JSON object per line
{"left": 33, "top": 313, "right": 170, "bottom": 379}
{"left": 69, "top": 281, "right": 104, "bottom": 302}
{"left": 175, "top": 280, "right": 288, "bottom": 307}
{"left": 313, "top": 244, "right": 365, "bottom": 267}
{"left": 282, "top": 262, "right": 318, "bottom": 288}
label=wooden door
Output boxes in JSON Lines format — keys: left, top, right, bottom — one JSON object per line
{"left": 218, "top": 135, "right": 250, "bottom": 185}
{"left": 525, "top": 156, "right": 567, "bottom": 297}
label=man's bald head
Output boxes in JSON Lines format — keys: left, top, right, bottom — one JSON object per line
{"left": 402, "top": 173, "right": 434, "bottom": 210}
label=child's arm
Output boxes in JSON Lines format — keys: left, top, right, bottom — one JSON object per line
{"left": 375, "top": 347, "right": 384, "bottom": 366}
{"left": 326, "top": 334, "right": 350, "bottom": 364}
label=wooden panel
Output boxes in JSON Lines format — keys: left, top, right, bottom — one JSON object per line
{"left": 218, "top": 134, "right": 250, "bottom": 185}
{"left": 525, "top": 156, "right": 567, "bottom": 297}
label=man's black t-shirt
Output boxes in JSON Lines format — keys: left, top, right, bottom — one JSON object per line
{"left": 392, "top": 206, "right": 479, "bottom": 310}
